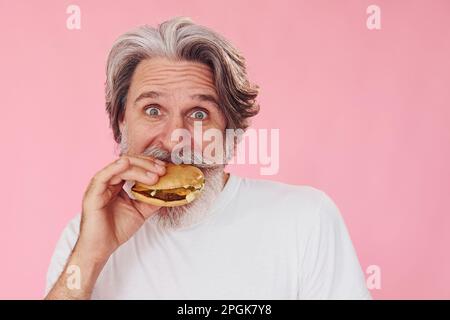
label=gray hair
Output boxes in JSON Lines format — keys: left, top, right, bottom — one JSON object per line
{"left": 105, "top": 16, "right": 260, "bottom": 144}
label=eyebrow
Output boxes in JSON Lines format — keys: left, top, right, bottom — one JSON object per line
{"left": 190, "top": 93, "right": 220, "bottom": 107}
{"left": 134, "top": 90, "right": 219, "bottom": 107}
{"left": 134, "top": 91, "right": 161, "bottom": 104}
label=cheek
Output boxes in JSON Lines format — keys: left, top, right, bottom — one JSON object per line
{"left": 124, "top": 115, "right": 159, "bottom": 152}
{"left": 198, "top": 116, "right": 227, "bottom": 150}
{"left": 204, "top": 111, "right": 227, "bottom": 131}
{"left": 216, "top": 111, "right": 228, "bottom": 131}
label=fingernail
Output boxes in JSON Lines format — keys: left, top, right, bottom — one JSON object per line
{"left": 116, "top": 158, "right": 126, "bottom": 165}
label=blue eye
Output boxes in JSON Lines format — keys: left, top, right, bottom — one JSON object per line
{"left": 190, "top": 110, "right": 208, "bottom": 120}
{"left": 145, "top": 106, "right": 161, "bottom": 116}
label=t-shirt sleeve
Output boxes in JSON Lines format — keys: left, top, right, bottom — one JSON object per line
{"left": 298, "top": 191, "right": 372, "bottom": 299}
{"left": 44, "top": 214, "right": 81, "bottom": 296}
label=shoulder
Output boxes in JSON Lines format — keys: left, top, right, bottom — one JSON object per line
{"left": 238, "top": 175, "right": 325, "bottom": 202}
{"left": 236, "top": 175, "right": 336, "bottom": 226}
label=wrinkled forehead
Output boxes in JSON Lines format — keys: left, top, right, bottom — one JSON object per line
{"left": 129, "top": 57, "right": 218, "bottom": 98}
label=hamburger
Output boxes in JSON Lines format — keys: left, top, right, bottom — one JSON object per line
{"left": 130, "top": 163, "right": 205, "bottom": 207}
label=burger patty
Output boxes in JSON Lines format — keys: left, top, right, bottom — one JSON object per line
{"left": 134, "top": 189, "right": 190, "bottom": 202}
{"left": 152, "top": 190, "right": 187, "bottom": 201}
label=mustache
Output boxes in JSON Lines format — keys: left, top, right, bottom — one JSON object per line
{"left": 141, "top": 145, "right": 221, "bottom": 170}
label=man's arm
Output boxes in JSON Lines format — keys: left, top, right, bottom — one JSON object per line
{"left": 44, "top": 156, "right": 164, "bottom": 299}
{"left": 45, "top": 242, "right": 107, "bottom": 300}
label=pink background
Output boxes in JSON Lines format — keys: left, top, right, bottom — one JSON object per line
{"left": 1, "top": 0, "right": 449, "bottom": 299}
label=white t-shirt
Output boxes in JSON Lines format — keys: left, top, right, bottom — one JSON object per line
{"left": 45, "top": 174, "right": 371, "bottom": 299}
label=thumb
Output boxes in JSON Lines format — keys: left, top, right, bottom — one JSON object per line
{"left": 133, "top": 201, "right": 161, "bottom": 220}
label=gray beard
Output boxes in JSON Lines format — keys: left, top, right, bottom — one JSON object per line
{"left": 118, "top": 137, "right": 226, "bottom": 230}
{"left": 151, "top": 165, "right": 224, "bottom": 230}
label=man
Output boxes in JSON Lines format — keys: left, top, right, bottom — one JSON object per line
{"left": 45, "top": 16, "right": 371, "bottom": 300}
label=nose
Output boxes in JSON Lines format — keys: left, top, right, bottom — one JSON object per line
{"left": 155, "top": 115, "right": 187, "bottom": 153}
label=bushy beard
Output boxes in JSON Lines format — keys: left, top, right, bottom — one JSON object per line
{"left": 118, "top": 130, "right": 227, "bottom": 230}
{"left": 141, "top": 145, "right": 225, "bottom": 230}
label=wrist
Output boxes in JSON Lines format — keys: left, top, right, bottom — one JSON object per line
{"left": 73, "top": 236, "right": 113, "bottom": 265}
{"left": 71, "top": 244, "right": 109, "bottom": 270}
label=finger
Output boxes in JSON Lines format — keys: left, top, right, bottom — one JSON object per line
{"left": 132, "top": 200, "right": 161, "bottom": 219}
{"left": 134, "top": 154, "right": 167, "bottom": 166}
{"left": 87, "top": 157, "right": 131, "bottom": 198}
{"left": 123, "top": 155, "right": 166, "bottom": 176}
{"left": 109, "top": 165, "right": 160, "bottom": 186}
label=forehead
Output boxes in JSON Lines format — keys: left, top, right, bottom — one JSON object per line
{"left": 129, "top": 57, "right": 217, "bottom": 96}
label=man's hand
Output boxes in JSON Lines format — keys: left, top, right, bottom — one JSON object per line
{"left": 78, "top": 155, "right": 166, "bottom": 261}
{"left": 45, "top": 155, "right": 166, "bottom": 299}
